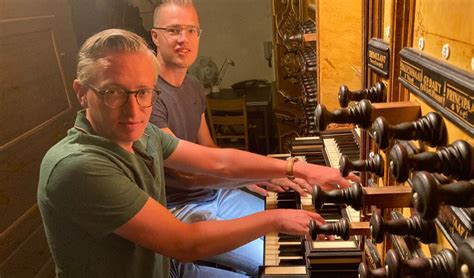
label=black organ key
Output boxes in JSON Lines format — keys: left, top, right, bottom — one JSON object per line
{"left": 277, "top": 234, "right": 301, "bottom": 242}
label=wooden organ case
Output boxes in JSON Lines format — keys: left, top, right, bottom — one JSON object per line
{"left": 271, "top": 0, "right": 319, "bottom": 152}
{"left": 265, "top": 0, "right": 472, "bottom": 277}
{"left": 357, "top": 0, "right": 473, "bottom": 277}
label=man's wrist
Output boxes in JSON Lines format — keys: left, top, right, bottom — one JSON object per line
{"left": 286, "top": 157, "right": 299, "bottom": 180}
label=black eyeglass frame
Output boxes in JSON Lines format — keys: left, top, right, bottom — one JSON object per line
{"left": 153, "top": 25, "right": 203, "bottom": 38}
{"left": 85, "top": 84, "right": 161, "bottom": 109}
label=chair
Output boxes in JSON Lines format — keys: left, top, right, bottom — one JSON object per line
{"left": 206, "top": 96, "right": 249, "bottom": 150}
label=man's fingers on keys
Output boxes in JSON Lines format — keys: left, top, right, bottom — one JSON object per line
{"left": 308, "top": 212, "right": 325, "bottom": 225}
{"left": 337, "top": 178, "right": 351, "bottom": 189}
{"left": 346, "top": 172, "right": 361, "bottom": 183}
{"left": 293, "top": 178, "right": 312, "bottom": 193}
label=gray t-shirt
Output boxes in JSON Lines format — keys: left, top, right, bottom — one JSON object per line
{"left": 38, "top": 110, "right": 179, "bottom": 278}
{"left": 150, "top": 74, "right": 217, "bottom": 207}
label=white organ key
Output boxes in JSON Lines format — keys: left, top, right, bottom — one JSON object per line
{"left": 355, "top": 127, "right": 361, "bottom": 138}
{"left": 300, "top": 194, "right": 312, "bottom": 208}
{"left": 323, "top": 138, "right": 341, "bottom": 168}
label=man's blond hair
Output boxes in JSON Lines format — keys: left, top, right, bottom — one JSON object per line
{"left": 77, "top": 28, "right": 158, "bottom": 83}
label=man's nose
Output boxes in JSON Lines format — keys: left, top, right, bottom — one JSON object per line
{"left": 176, "top": 30, "right": 190, "bottom": 42}
{"left": 124, "top": 94, "right": 141, "bottom": 113}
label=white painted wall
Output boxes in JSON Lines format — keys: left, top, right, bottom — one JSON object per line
{"left": 194, "top": 0, "right": 274, "bottom": 88}
{"left": 132, "top": 0, "right": 275, "bottom": 88}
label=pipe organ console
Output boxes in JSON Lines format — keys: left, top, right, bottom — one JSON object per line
{"left": 371, "top": 112, "right": 447, "bottom": 150}
{"left": 321, "top": 128, "right": 361, "bottom": 169}
{"left": 359, "top": 249, "right": 462, "bottom": 278}
{"left": 389, "top": 140, "right": 474, "bottom": 183}
{"left": 384, "top": 248, "right": 457, "bottom": 278}
{"left": 300, "top": 47, "right": 316, "bottom": 73}
{"left": 311, "top": 182, "right": 412, "bottom": 211}
{"left": 358, "top": 239, "right": 385, "bottom": 278}
{"left": 269, "top": 1, "right": 472, "bottom": 278}
{"left": 262, "top": 129, "right": 365, "bottom": 277}
{"left": 315, "top": 99, "right": 420, "bottom": 132}
{"left": 339, "top": 153, "right": 384, "bottom": 178}
{"left": 411, "top": 171, "right": 474, "bottom": 221}
{"left": 358, "top": 263, "right": 387, "bottom": 278}
{"left": 370, "top": 211, "right": 437, "bottom": 244}
{"left": 310, "top": 218, "right": 370, "bottom": 241}
{"left": 283, "top": 20, "right": 317, "bottom": 43}
{"left": 357, "top": 22, "right": 471, "bottom": 276}
{"left": 263, "top": 189, "right": 311, "bottom": 277}
{"left": 316, "top": 99, "right": 373, "bottom": 131}
{"left": 457, "top": 237, "right": 474, "bottom": 278}
{"left": 362, "top": 237, "right": 474, "bottom": 278}
{"left": 338, "top": 82, "right": 386, "bottom": 108}
{"left": 272, "top": 1, "right": 320, "bottom": 144}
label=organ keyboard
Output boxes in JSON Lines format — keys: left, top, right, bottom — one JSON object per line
{"left": 263, "top": 188, "right": 310, "bottom": 277}
{"left": 264, "top": 190, "right": 364, "bottom": 277}
{"left": 322, "top": 128, "right": 361, "bottom": 169}
{"left": 289, "top": 129, "right": 361, "bottom": 223}
{"left": 261, "top": 128, "right": 363, "bottom": 277}
{"left": 319, "top": 128, "right": 361, "bottom": 224}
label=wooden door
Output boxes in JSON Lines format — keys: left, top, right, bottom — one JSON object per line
{"left": 0, "top": 0, "right": 79, "bottom": 276}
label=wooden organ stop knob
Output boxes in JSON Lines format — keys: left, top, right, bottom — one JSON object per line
{"left": 369, "top": 211, "right": 437, "bottom": 244}
{"left": 339, "top": 153, "right": 384, "bottom": 177}
{"left": 311, "top": 182, "right": 412, "bottom": 211}
{"left": 411, "top": 171, "right": 474, "bottom": 220}
{"left": 371, "top": 112, "right": 447, "bottom": 150}
{"left": 384, "top": 248, "right": 457, "bottom": 278}
{"left": 316, "top": 100, "right": 420, "bottom": 132}
{"left": 358, "top": 262, "right": 387, "bottom": 278}
{"left": 311, "top": 218, "right": 349, "bottom": 240}
{"left": 310, "top": 217, "right": 370, "bottom": 241}
{"left": 389, "top": 140, "right": 474, "bottom": 183}
{"left": 338, "top": 82, "right": 386, "bottom": 108}
{"left": 315, "top": 99, "right": 372, "bottom": 131}
{"left": 457, "top": 237, "right": 474, "bottom": 278}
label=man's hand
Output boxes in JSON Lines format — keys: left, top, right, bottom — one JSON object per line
{"left": 245, "top": 177, "right": 312, "bottom": 197}
{"left": 245, "top": 183, "right": 284, "bottom": 197}
{"left": 299, "top": 163, "right": 361, "bottom": 191}
{"left": 267, "top": 177, "right": 312, "bottom": 196}
{"left": 270, "top": 209, "right": 325, "bottom": 237}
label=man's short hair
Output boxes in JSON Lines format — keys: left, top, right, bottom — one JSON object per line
{"left": 153, "top": 0, "right": 195, "bottom": 25}
{"left": 76, "top": 28, "right": 158, "bottom": 83}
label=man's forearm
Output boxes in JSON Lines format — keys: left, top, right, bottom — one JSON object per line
{"left": 165, "top": 168, "right": 263, "bottom": 189}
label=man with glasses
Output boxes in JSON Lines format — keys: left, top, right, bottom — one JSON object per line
{"left": 38, "top": 28, "right": 357, "bottom": 277}
{"left": 149, "top": 1, "right": 314, "bottom": 276}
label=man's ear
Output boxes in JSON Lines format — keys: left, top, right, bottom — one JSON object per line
{"left": 150, "top": 30, "right": 159, "bottom": 50}
{"left": 73, "top": 79, "right": 88, "bottom": 108}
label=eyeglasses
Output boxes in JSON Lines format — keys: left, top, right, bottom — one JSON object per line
{"left": 153, "top": 25, "right": 202, "bottom": 39}
{"left": 85, "top": 84, "right": 160, "bottom": 109}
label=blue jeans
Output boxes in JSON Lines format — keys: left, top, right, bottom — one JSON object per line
{"left": 169, "top": 188, "right": 264, "bottom": 277}
{"left": 170, "top": 260, "right": 249, "bottom": 278}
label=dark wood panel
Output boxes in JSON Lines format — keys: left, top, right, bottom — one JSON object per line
{"left": 1, "top": 17, "right": 72, "bottom": 148}
{"left": 0, "top": 206, "right": 42, "bottom": 263}
{"left": 1, "top": 222, "right": 53, "bottom": 277}
{"left": 0, "top": 0, "right": 78, "bottom": 277}
{"left": 35, "top": 257, "right": 55, "bottom": 278}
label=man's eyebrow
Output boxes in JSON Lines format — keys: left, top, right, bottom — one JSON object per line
{"left": 99, "top": 83, "right": 123, "bottom": 89}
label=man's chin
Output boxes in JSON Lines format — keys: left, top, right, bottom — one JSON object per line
{"left": 118, "top": 126, "right": 145, "bottom": 140}
{"left": 175, "top": 57, "right": 196, "bottom": 68}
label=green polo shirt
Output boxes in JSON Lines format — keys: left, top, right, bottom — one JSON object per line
{"left": 38, "top": 110, "right": 179, "bottom": 277}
